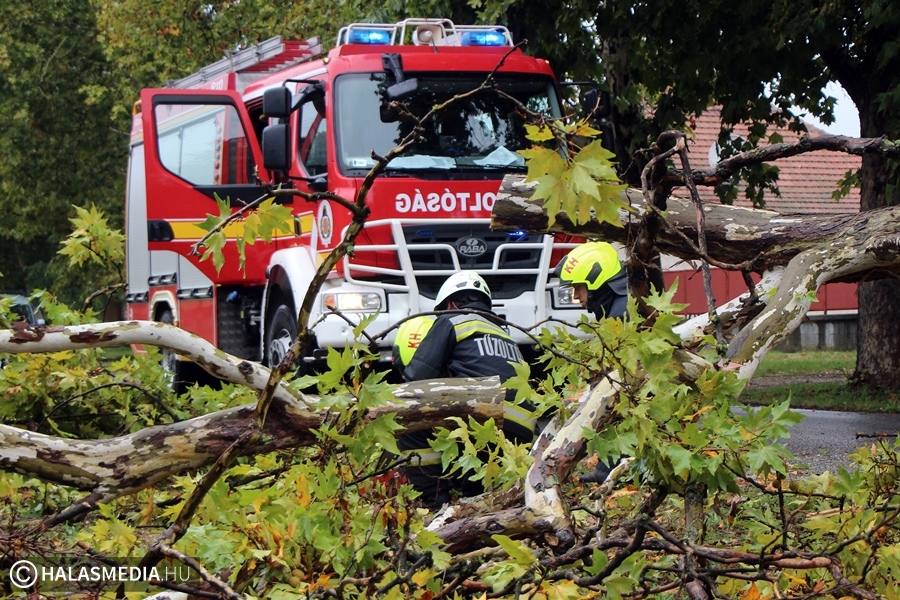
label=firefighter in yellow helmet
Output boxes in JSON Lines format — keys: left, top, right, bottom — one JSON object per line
{"left": 556, "top": 241, "right": 628, "bottom": 320}
{"left": 557, "top": 242, "right": 631, "bottom": 484}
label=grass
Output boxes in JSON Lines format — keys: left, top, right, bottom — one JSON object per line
{"left": 753, "top": 350, "right": 855, "bottom": 377}
{"left": 740, "top": 350, "right": 900, "bottom": 413}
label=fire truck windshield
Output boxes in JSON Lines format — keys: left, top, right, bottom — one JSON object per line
{"left": 334, "top": 73, "right": 561, "bottom": 175}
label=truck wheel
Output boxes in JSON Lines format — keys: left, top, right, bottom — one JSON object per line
{"left": 158, "top": 309, "right": 189, "bottom": 392}
{"left": 158, "top": 308, "right": 216, "bottom": 393}
{"left": 158, "top": 309, "right": 180, "bottom": 375}
{"left": 265, "top": 304, "right": 297, "bottom": 368}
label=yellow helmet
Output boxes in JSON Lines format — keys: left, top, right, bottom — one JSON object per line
{"left": 392, "top": 315, "right": 436, "bottom": 367}
{"left": 557, "top": 242, "right": 622, "bottom": 291}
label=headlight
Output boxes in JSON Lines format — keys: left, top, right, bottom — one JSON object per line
{"left": 553, "top": 285, "right": 581, "bottom": 308}
{"left": 323, "top": 292, "right": 383, "bottom": 312}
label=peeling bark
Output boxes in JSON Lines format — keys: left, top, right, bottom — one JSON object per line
{"left": 493, "top": 177, "right": 900, "bottom": 279}
{"left": 1, "top": 321, "right": 310, "bottom": 407}
{"left": 433, "top": 350, "right": 714, "bottom": 550}
{"left": 494, "top": 175, "right": 900, "bottom": 374}
{"left": 0, "top": 321, "right": 505, "bottom": 504}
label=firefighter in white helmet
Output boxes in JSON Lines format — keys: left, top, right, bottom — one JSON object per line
{"left": 395, "top": 270, "right": 536, "bottom": 508}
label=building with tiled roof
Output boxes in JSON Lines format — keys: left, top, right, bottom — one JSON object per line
{"left": 666, "top": 108, "right": 860, "bottom": 349}
{"left": 684, "top": 106, "right": 861, "bottom": 214}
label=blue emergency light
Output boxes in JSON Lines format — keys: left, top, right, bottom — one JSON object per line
{"left": 347, "top": 28, "right": 393, "bottom": 45}
{"left": 460, "top": 30, "right": 506, "bottom": 46}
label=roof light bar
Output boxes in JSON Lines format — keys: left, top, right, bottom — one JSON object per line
{"left": 336, "top": 18, "right": 513, "bottom": 47}
{"left": 459, "top": 29, "right": 507, "bottom": 46}
{"left": 346, "top": 28, "right": 394, "bottom": 45}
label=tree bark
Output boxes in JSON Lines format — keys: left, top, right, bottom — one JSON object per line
{"left": 493, "top": 178, "right": 900, "bottom": 279}
{"left": 854, "top": 112, "right": 900, "bottom": 387}
{"left": 0, "top": 377, "right": 503, "bottom": 499}
{"left": 856, "top": 279, "right": 900, "bottom": 386}
{"left": 493, "top": 175, "right": 900, "bottom": 383}
{"left": 1, "top": 320, "right": 311, "bottom": 406}
{"left": 0, "top": 321, "right": 504, "bottom": 505}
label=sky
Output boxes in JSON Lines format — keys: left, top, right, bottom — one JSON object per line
{"left": 797, "top": 82, "right": 861, "bottom": 137}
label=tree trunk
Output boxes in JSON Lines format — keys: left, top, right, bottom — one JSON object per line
{"left": 856, "top": 279, "right": 900, "bottom": 386}
{"left": 0, "top": 321, "right": 505, "bottom": 507}
{"left": 493, "top": 178, "right": 900, "bottom": 381}
{"left": 853, "top": 113, "right": 900, "bottom": 387}
{"left": 492, "top": 179, "right": 896, "bottom": 277}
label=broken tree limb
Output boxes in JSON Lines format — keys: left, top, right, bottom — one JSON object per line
{"left": 725, "top": 222, "right": 900, "bottom": 375}
{"left": 0, "top": 377, "right": 504, "bottom": 505}
{"left": 492, "top": 175, "right": 900, "bottom": 278}
{"left": 0, "top": 320, "right": 309, "bottom": 408}
{"left": 523, "top": 377, "right": 622, "bottom": 550}
{"left": 494, "top": 173, "right": 900, "bottom": 381}
{"left": 432, "top": 350, "right": 716, "bottom": 551}
{"left": 428, "top": 378, "right": 626, "bottom": 551}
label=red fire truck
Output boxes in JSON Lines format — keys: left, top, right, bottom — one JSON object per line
{"left": 125, "top": 18, "right": 586, "bottom": 382}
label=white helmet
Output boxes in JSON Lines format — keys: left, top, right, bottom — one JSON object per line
{"left": 434, "top": 271, "right": 491, "bottom": 310}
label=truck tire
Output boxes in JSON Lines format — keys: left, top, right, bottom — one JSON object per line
{"left": 158, "top": 309, "right": 191, "bottom": 393}
{"left": 159, "top": 308, "right": 217, "bottom": 393}
{"left": 265, "top": 304, "right": 297, "bottom": 368}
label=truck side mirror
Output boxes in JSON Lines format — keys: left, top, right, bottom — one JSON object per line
{"left": 262, "top": 123, "right": 291, "bottom": 171}
{"left": 584, "top": 88, "right": 611, "bottom": 120}
{"left": 263, "top": 87, "right": 292, "bottom": 119}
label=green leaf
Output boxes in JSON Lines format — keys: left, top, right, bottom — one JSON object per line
{"left": 531, "top": 172, "right": 570, "bottom": 228}
{"left": 583, "top": 547, "right": 610, "bottom": 576}
{"left": 199, "top": 230, "right": 227, "bottom": 274}
{"left": 521, "top": 146, "right": 567, "bottom": 179}
{"left": 255, "top": 198, "right": 295, "bottom": 240}
{"left": 746, "top": 443, "right": 789, "bottom": 476}
{"left": 665, "top": 444, "right": 694, "bottom": 480}
{"left": 491, "top": 534, "right": 538, "bottom": 566}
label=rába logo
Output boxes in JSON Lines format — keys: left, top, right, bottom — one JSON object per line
{"left": 456, "top": 237, "right": 487, "bottom": 258}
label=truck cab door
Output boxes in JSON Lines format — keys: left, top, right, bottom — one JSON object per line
{"left": 138, "top": 88, "right": 275, "bottom": 283}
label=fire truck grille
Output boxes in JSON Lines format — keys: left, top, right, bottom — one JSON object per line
{"left": 401, "top": 224, "right": 542, "bottom": 300}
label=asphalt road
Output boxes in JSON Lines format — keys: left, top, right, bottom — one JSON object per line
{"left": 780, "top": 408, "right": 900, "bottom": 474}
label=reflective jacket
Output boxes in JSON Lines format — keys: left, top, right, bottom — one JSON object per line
{"left": 403, "top": 301, "right": 535, "bottom": 442}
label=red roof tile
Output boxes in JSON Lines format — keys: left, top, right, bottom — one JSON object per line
{"left": 683, "top": 107, "right": 861, "bottom": 214}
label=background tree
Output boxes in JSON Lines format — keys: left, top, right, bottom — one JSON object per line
{"left": 92, "top": 0, "right": 381, "bottom": 95}
{"left": 0, "top": 0, "right": 379, "bottom": 306}
{"left": 0, "top": 0, "right": 124, "bottom": 302}
{"left": 388, "top": 0, "right": 900, "bottom": 388}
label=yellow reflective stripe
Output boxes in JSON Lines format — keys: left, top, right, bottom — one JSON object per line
{"left": 167, "top": 213, "right": 313, "bottom": 240}
{"left": 451, "top": 317, "right": 512, "bottom": 342}
{"left": 503, "top": 401, "right": 537, "bottom": 430}
{"left": 401, "top": 449, "right": 443, "bottom": 467}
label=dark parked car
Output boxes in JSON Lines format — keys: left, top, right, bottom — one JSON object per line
{"left": 2, "top": 294, "right": 44, "bottom": 326}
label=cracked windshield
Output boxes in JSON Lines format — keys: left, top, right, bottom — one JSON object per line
{"left": 335, "top": 73, "right": 561, "bottom": 175}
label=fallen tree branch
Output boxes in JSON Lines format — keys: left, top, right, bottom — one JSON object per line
{"left": 0, "top": 320, "right": 309, "bottom": 407}
{"left": 492, "top": 175, "right": 900, "bottom": 278}
{"left": 0, "top": 377, "right": 504, "bottom": 510}
{"left": 725, "top": 219, "right": 900, "bottom": 373}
